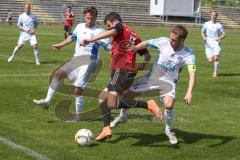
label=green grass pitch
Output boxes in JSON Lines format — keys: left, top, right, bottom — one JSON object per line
{"left": 0, "top": 24, "right": 240, "bottom": 160}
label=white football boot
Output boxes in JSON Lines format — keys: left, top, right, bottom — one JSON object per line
{"left": 33, "top": 99, "right": 49, "bottom": 109}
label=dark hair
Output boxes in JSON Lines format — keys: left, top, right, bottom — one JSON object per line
{"left": 211, "top": 10, "right": 218, "bottom": 16}
{"left": 171, "top": 25, "right": 188, "bottom": 40}
{"left": 104, "top": 12, "right": 122, "bottom": 24}
{"left": 83, "top": 6, "right": 98, "bottom": 17}
{"left": 67, "top": 6, "right": 72, "bottom": 9}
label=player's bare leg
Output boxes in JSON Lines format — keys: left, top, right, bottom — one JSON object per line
{"left": 33, "top": 69, "right": 67, "bottom": 109}
{"left": 8, "top": 44, "right": 23, "bottom": 63}
{"left": 213, "top": 55, "right": 220, "bottom": 78}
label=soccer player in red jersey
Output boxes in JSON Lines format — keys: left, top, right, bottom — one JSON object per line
{"left": 81, "top": 12, "right": 163, "bottom": 141}
{"left": 64, "top": 6, "right": 74, "bottom": 39}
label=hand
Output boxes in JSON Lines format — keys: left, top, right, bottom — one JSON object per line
{"left": 52, "top": 44, "right": 62, "bottom": 51}
{"left": 215, "top": 37, "right": 220, "bottom": 41}
{"left": 24, "top": 27, "right": 30, "bottom": 32}
{"left": 130, "top": 45, "right": 137, "bottom": 53}
{"left": 184, "top": 92, "right": 192, "bottom": 105}
{"left": 29, "top": 28, "right": 36, "bottom": 35}
{"left": 80, "top": 39, "right": 92, "bottom": 46}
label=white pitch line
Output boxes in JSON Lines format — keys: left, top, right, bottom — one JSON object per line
{"left": 0, "top": 54, "right": 57, "bottom": 67}
{"left": 0, "top": 73, "right": 50, "bottom": 77}
{"left": 0, "top": 136, "right": 50, "bottom": 160}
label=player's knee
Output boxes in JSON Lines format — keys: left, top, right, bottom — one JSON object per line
{"left": 107, "top": 101, "right": 116, "bottom": 109}
{"left": 98, "top": 88, "right": 108, "bottom": 102}
{"left": 17, "top": 44, "right": 23, "bottom": 49}
{"left": 208, "top": 59, "right": 213, "bottom": 63}
{"left": 54, "top": 70, "right": 65, "bottom": 80}
{"left": 32, "top": 44, "right": 38, "bottom": 49}
{"left": 214, "top": 56, "right": 219, "bottom": 61}
{"left": 74, "top": 87, "right": 83, "bottom": 96}
{"left": 163, "top": 97, "right": 174, "bottom": 109}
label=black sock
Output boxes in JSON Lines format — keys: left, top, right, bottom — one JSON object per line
{"left": 100, "top": 101, "right": 111, "bottom": 127}
{"left": 118, "top": 98, "right": 148, "bottom": 109}
{"left": 64, "top": 33, "right": 67, "bottom": 39}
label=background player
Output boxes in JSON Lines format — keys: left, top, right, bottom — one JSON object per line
{"left": 8, "top": 3, "right": 40, "bottom": 65}
{"left": 64, "top": 6, "right": 74, "bottom": 39}
{"left": 201, "top": 10, "right": 225, "bottom": 78}
{"left": 6, "top": 9, "right": 12, "bottom": 25}
{"left": 111, "top": 25, "right": 196, "bottom": 144}
{"left": 33, "top": 7, "right": 110, "bottom": 122}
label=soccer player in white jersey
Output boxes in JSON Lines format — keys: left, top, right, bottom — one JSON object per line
{"left": 33, "top": 7, "right": 110, "bottom": 122}
{"left": 201, "top": 10, "right": 225, "bottom": 78}
{"left": 8, "top": 3, "right": 40, "bottom": 65}
{"left": 110, "top": 25, "right": 196, "bottom": 144}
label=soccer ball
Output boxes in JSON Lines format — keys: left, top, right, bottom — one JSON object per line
{"left": 75, "top": 129, "right": 93, "bottom": 146}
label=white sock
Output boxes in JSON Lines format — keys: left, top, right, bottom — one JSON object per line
{"left": 119, "top": 108, "right": 128, "bottom": 119}
{"left": 11, "top": 46, "right": 20, "bottom": 57}
{"left": 44, "top": 78, "right": 60, "bottom": 103}
{"left": 164, "top": 108, "right": 174, "bottom": 133}
{"left": 34, "top": 48, "right": 39, "bottom": 63}
{"left": 214, "top": 61, "right": 219, "bottom": 74}
{"left": 75, "top": 96, "right": 84, "bottom": 114}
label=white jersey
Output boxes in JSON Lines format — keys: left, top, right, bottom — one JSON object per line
{"left": 201, "top": 21, "right": 225, "bottom": 48}
{"left": 148, "top": 37, "right": 196, "bottom": 83}
{"left": 71, "top": 23, "right": 111, "bottom": 58}
{"left": 17, "top": 12, "right": 38, "bottom": 36}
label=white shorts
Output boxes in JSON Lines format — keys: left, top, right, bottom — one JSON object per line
{"left": 60, "top": 56, "right": 98, "bottom": 89}
{"left": 130, "top": 74, "right": 176, "bottom": 99}
{"left": 205, "top": 39, "right": 221, "bottom": 59}
{"left": 18, "top": 33, "right": 37, "bottom": 46}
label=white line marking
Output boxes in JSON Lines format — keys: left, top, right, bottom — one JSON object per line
{"left": 0, "top": 136, "right": 50, "bottom": 160}
{"left": 0, "top": 73, "right": 50, "bottom": 77}
{"left": 0, "top": 54, "right": 57, "bottom": 67}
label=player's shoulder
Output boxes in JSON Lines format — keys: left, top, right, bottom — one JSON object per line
{"left": 204, "top": 21, "right": 211, "bottom": 26}
{"left": 19, "top": 12, "right": 25, "bottom": 18}
{"left": 93, "top": 24, "right": 105, "bottom": 32}
{"left": 183, "top": 46, "right": 195, "bottom": 56}
{"left": 216, "top": 22, "right": 223, "bottom": 28}
{"left": 75, "top": 23, "right": 85, "bottom": 29}
{"left": 151, "top": 37, "right": 169, "bottom": 44}
{"left": 29, "top": 12, "right": 37, "bottom": 17}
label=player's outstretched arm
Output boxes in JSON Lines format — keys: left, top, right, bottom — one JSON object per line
{"left": 81, "top": 29, "right": 117, "bottom": 46}
{"left": 184, "top": 70, "right": 196, "bottom": 105}
{"left": 131, "top": 41, "right": 149, "bottom": 53}
{"left": 53, "top": 36, "right": 73, "bottom": 50}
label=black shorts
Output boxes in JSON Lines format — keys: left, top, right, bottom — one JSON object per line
{"left": 64, "top": 25, "right": 72, "bottom": 33}
{"left": 107, "top": 68, "right": 136, "bottom": 94}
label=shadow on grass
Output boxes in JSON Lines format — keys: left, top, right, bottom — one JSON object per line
{"left": 218, "top": 73, "right": 240, "bottom": 77}
{"left": 111, "top": 128, "right": 236, "bottom": 148}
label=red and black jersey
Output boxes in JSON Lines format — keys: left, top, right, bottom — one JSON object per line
{"left": 65, "top": 11, "right": 74, "bottom": 26}
{"left": 110, "top": 23, "right": 147, "bottom": 74}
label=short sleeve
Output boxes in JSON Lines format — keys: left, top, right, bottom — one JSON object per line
{"left": 112, "top": 23, "right": 123, "bottom": 36}
{"left": 70, "top": 25, "right": 78, "bottom": 41}
{"left": 17, "top": 16, "right": 22, "bottom": 27}
{"left": 201, "top": 23, "right": 207, "bottom": 33}
{"left": 147, "top": 37, "right": 168, "bottom": 49}
{"left": 219, "top": 24, "right": 225, "bottom": 36}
